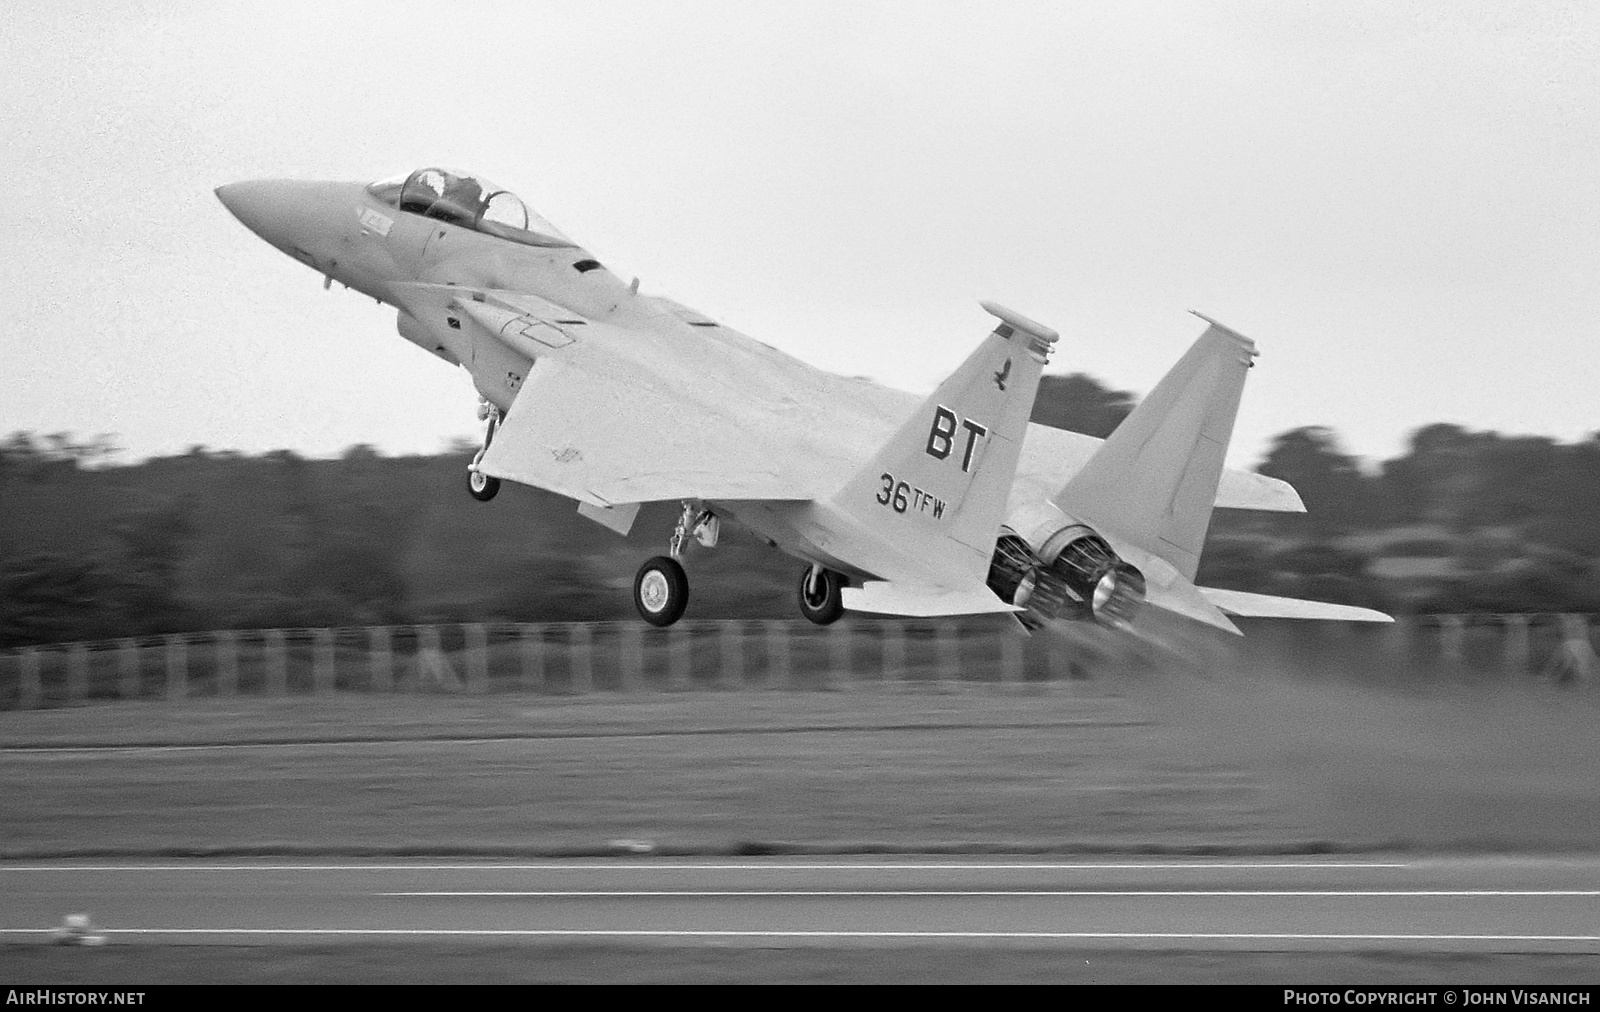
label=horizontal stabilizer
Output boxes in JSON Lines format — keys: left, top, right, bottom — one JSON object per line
{"left": 1199, "top": 588, "right": 1394, "bottom": 623}
{"left": 843, "top": 581, "right": 1023, "bottom": 618}
{"left": 1219, "top": 468, "right": 1304, "bottom": 513}
{"left": 1101, "top": 533, "right": 1242, "bottom": 635}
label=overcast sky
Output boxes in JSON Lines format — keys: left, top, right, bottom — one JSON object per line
{"left": 2, "top": 1, "right": 1595, "bottom": 469}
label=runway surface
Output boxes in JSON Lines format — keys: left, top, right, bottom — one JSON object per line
{"left": 3, "top": 856, "right": 1597, "bottom": 951}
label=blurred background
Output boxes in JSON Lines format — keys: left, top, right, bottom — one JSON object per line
{"left": 3, "top": 2, "right": 1597, "bottom": 648}
{"left": 4, "top": 373, "right": 1597, "bottom": 649}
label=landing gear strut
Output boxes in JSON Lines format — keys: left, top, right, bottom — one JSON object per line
{"left": 467, "top": 399, "right": 501, "bottom": 502}
{"left": 668, "top": 502, "right": 718, "bottom": 558}
{"left": 634, "top": 502, "right": 718, "bottom": 627}
{"left": 798, "top": 563, "right": 845, "bottom": 625}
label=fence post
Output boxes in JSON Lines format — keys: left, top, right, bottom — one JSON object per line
{"left": 369, "top": 626, "right": 393, "bottom": 691}
{"left": 619, "top": 622, "right": 644, "bottom": 691}
{"left": 667, "top": 623, "right": 690, "bottom": 691}
{"left": 1501, "top": 614, "right": 1530, "bottom": 678}
{"left": 416, "top": 625, "right": 460, "bottom": 691}
{"left": 312, "top": 628, "right": 336, "bottom": 694}
{"left": 118, "top": 638, "right": 140, "bottom": 700}
{"left": 1542, "top": 614, "right": 1596, "bottom": 685}
{"left": 463, "top": 623, "right": 488, "bottom": 693}
{"left": 66, "top": 644, "right": 88, "bottom": 703}
{"left": 18, "top": 648, "right": 42, "bottom": 709}
{"left": 215, "top": 630, "right": 238, "bottom": 697}
{"left": 881, "top": 623, "right": 906, "bottom": 682}
{"left": 718, "top": 621, "right": 742, "bottom": 687}
{"left": 264, "top": 629, "right": 288, "bottom": 696}
{"left": 569, "top": 624, "right": 593, "bottom": 694}
{"left": 519, "top": 623, "right": 544, "bottom": 692}
{"left": 765, "top": 621, "right": 792, "bottom": 689}
{"left": 164, "top": 634, "right": 187, "bottom": 701}
{"left": 999, "top": 628, "right": 1024, "bottom": 684}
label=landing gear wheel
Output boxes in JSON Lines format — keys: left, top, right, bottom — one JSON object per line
{"left": 634, "top": 556, "right": 689, "bottom": 627}
{"left": 798, "top": 565, "right": 845, "bottom": 625}
{"left": 467, "top": 470, "right": 500, "bottom": 502}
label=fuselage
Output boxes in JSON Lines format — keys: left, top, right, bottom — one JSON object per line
{"left": 215, "top": 169, "right": 1300, "bottom": 584}
{"left": 216, "top": 176, "right": 643, "bottom": 403}
{"left": 215, "top": 172, "right": 949, "bottom": 579}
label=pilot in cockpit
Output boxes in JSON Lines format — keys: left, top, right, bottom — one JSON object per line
{"left": 430, "top": 174, "right": 484, "bottom": 227}
{"left": 373, "top": 168, "right": 578, "bottom": 248}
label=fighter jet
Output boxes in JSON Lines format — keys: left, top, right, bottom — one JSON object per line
{"left": 215, "top": 167, "right": 1390, "bottom": 633}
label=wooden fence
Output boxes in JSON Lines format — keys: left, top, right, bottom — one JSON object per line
{"left": 0, "top": 614, "right": 1593, "bottom": 710}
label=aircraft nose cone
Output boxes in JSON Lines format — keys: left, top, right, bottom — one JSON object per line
{"left": 213, "top": 180, "right": 247, "bottom": 212}
{"left": 214, "top": 177, "right": 368, "bottom": 270}
{"left": 215, "top": 179, "right": 293, "bottom": 243}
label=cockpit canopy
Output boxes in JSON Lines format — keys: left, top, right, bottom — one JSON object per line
{"left": 367, "top": 168, "right": 576, "bottom": 248}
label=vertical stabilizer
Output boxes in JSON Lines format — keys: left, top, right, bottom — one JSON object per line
{"left": 834, "top": 302, "right": 1058, "bottom": 584}
{"left": 1054, "top": 313, "right": 1256, "bottom": 580}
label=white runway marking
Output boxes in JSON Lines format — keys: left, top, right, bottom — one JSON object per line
{"left": 0, "top": 721, "right": 1139, "bottom": 756}
{"left": 0, "top": 738, "right": 566, "bottom": 754}
{"left": 1, "top": 928, "right": 1595, "bottom": 942}
{"left": 379, "top": 889, "right": 1600, "bottom": 897}
{"left": 0, "top": 739, "right": 577, "bottom": 755}
{"left": 0, "top": 861, "right": 1413, "bottom": 872}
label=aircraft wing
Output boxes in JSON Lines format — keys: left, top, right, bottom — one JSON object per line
{"left": 603, "top": 296, "right": 1308, "bottom": 517}
{"left": 1198, "top": 588, "right": 1394, "bottom": 623}
{"left": 476, "top": 353, "right": 814, "bottom": 507}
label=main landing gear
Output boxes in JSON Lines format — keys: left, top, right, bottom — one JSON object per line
{"left": 634, "top": 556, "right": 689, "bottom": 627}
{"left": 467, "top": 399, "right": 501, "bottom": 502}
{"left": 631, "top": 503, "right": 717, "bottom": 626}
{"left": 629, "top": 505, "right": 848, "bottom": 628}
{"left": 798, "top": 563, "right": 844, "bottom": 625}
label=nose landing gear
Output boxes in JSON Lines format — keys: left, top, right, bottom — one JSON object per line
{"left": 468, "top": 469, "right": 500, "bottom": 501}
{"left": 467, "top": 399, "right": 501, "bottom": 502}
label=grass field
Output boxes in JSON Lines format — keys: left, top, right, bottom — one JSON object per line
{"left": 4, "top": 653, "right": 1597, "bottom": 983}
{"left": 3, "top": 658, "right": 1597, "bottom": 856}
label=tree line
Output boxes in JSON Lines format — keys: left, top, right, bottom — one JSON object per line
{"left": 2, "top": 375, "right": 1596, "bottom": 647}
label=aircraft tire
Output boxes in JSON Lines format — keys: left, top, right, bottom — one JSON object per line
{"left": 634, "top": 556, "right": 689, "bottom": 627}
{"left": 468, "top": 470, "right": 501, "bottom": 501}
{"left": 798, "top": 566, "right": 845, "bottom": 625}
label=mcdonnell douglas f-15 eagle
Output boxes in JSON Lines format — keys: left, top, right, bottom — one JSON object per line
{"left": 216, "top": 167, "right": 1390, "bottom": 634}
